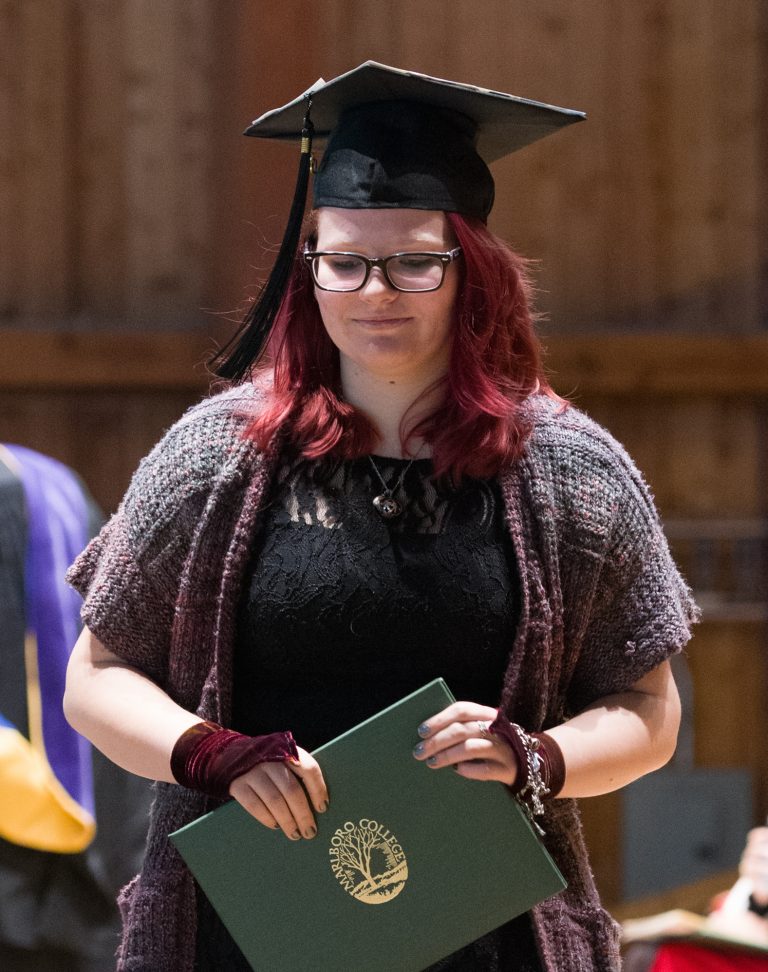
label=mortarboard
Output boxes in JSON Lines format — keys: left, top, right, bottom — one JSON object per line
{"left": 213, "top": 62, "right": 585, "bottom": 380}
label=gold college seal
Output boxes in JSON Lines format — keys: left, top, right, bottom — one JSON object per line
{"left": 329, "top": 819, "right": 408, "bottom": 904}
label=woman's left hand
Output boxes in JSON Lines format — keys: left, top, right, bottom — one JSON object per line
{"left": 412, "top": 701, "right": 518, "bottom": 786}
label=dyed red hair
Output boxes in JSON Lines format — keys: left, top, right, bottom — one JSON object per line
{"left": 246, "top": 213, "right": 562, "bottom": 479}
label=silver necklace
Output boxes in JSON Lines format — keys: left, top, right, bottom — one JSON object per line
{"left": 368, "top": 454, "right": 418, "bottom": 519}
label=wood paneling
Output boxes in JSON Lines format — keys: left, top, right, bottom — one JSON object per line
{"left": 0, "top": 389, "right": 200, "bottom": 513}
{"left": 0, "top": 1, "right": 21, "bottom": 318}
{"left": 0, "top": 330, "right": 212, "bottom": 390}
{"left": 277, "top": 0, "right": 765, "bottom": 335}
{"left": 577, "top": 397, "right": 764, "bottom": 518}
{"left": 76, "top": 0, "right": 129, "bottom": 315}
{"left": 207, "top": 3, "right": 325, "bottom": 317}
{"left": 546, "top": 335, "right": 768, "bottom": 399}
{"left": 5, "top": 329, "right": 768, "bottom": 396}
{"left": 121, "top": 0, "right": 213, "bottom": 321}
{"left": 0, "top": 0, "right": 216, "bottom": 328}
{"left": 2, "top": 1, "right": 764, "bottom": 333}
{"left": 16, "top": 1, "right": 73, "bottom": 317}
{"left": 688, "top": 623, "right": 768, "bottom": 809}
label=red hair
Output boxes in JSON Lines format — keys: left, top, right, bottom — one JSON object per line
{"left": 246, "top": 213, "right": 563, "bottom": 479}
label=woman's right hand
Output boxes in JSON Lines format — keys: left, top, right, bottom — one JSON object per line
{"left": 65, "top": 628, "right": 330, "bottom": 840}
{"left": 228, "top": 748, "right": 329, "bottom": 841}
{"left": 741, "top": 827, "right": 768, "bottom": 906}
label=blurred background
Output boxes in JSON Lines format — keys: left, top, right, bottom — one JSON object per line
{"left": 1, "top": 0, "right": 766, "bottom": 924}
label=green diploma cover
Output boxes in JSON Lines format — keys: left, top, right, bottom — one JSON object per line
{"left": 171, "top": 679, "right": 566, "bottom": 971}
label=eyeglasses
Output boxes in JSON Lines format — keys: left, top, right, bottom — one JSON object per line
{"left": 303, "top": 247, "right": 462, "bottom": 293}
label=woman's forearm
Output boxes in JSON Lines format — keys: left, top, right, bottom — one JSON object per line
{"left": 412, "top": 658, "right": 681, "bottom": 805}
{"left": 64, "top": 626, "right": 200, "bottom": 782}
{"left": 546, "top": 660, "right": 681, "bottom": 798}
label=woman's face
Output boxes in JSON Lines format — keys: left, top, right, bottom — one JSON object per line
{"left": 312, "top": 207, "right": 460, "bottom": 389}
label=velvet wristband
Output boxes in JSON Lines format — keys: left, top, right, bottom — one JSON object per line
{"left": 531, "top": 731, "right": 566, "bottom": 798}
{"left": 488, "top": 711, "right": 565, "bottom": 799}
{"left": 170, "top": 720, "right": 299, "bottom": 801}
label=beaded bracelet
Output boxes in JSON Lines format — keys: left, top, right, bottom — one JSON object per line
{"left": 170, "top": 721, "right": 299, "bottom": 801}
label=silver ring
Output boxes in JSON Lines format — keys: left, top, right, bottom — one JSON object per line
{"left": 476, "top": 720, "right": 492, "bottom": 739}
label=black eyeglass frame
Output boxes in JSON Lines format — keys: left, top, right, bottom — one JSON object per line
{"left": 303, "top": 247, "right": 463, "bottom": 293}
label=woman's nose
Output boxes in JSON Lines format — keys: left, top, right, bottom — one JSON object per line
{"left": 359, "top": 267, "right": 398, "bottom": 301}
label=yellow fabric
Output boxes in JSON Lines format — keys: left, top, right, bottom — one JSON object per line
{"left": 0, "top": 725, "right": 95, "bottom": 853}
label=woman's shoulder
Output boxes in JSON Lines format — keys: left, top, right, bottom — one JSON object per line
{"left": 171, "top": 379, "right": 268, "bottom": 437}
{"left": 119, "top": 381, "right": 268, "bottom": 529}
{"left": 520, "top": 395, "right": 660, "bottom": 532}
{"left": 143, "top": 381, "right": 266, "bottom": 469}
{"left": 524, "top": 395, "right": 642, "bottom": 481}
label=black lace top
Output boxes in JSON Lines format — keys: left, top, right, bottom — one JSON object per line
{"left": 195, "top": 454, "right": 542, "bottom": 971}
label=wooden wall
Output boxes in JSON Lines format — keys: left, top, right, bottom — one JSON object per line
{"left": 0, "top": 0, "right": 216, "bottom": 326}
{"left": 2, "top": 1, "right": 765, "bottom": 332}
{"left": 1, "top": 0, "right": 767, "bottom": 917}
{"left": 223, "top": 0, "right": 767, "bottom": 335}
{"left": 572, "top": 387, "right": 768, "bottom": 909}
{"left": 0, "top": 332, "right": 209, "bottom": 511}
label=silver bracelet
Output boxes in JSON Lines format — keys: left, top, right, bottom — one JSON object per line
{"left": 509, "top": 723, "right": 549, "bottom": 836}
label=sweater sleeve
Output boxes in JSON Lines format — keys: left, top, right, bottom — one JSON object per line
{"left": 555, "top": 418, "right": 700, "bottom": 715}
{"left": 66, "top": 387, "right": 258, "bottom": 688}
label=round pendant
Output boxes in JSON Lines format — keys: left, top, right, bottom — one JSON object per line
{"left": 372, "top": 493, "right": 401, "bottom": 518}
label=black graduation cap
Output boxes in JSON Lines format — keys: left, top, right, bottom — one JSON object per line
{"left": 213, "top": 62, "right": 585, "bottom": 380}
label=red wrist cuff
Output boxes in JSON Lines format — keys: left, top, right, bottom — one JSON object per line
{"left": 488, "top": 711, "right": 565, "bottom": 799}
{"left": 531, "top": 731, "right": 566, "bottom": 798}
{"left": 170, "top": 721, "right": 299, "bottom": 801}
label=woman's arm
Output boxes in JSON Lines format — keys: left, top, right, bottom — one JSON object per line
{"left": 64, "top": 626, "right": 199, "bottom": 782}
{"left": 740, "top": 827, "right": 768, "bottom": 908}
{"left": 64, "top": 626, "right": 328, "bottom": 839}
{"left": 412, "top": 659, "right": 681, "bottom": 798}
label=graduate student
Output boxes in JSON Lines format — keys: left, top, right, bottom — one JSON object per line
{"left": 64, "top": 63, "right": 696, "bottom": 971}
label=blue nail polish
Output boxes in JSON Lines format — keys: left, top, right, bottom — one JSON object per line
{"left": 426, "top": 755, "right": 439, "bottom": 767}
{"left": 417, "top": 723, "right": 430, "bottom": 738}
{"left": 413, "top": 742, "right": 425, "bottom": 757}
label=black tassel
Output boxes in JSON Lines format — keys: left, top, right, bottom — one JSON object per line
{"left": 211, "top": 99, "right": 315, "bottom": 382}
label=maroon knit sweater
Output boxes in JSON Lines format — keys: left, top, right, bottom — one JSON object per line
{"left": 67, "top": 385, "right": 698, "bottom": 972}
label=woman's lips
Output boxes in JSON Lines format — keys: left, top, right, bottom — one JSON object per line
{"left": 353, "top": 316, "right": 412, "bottom": 326}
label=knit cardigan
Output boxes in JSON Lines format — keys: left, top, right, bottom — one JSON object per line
{"left": 67, "top": 385, "right": 698, "bottom": 972}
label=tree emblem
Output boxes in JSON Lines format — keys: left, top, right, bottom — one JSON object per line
{"left": 329, "top": 818, "right": 408, "bottom": 904}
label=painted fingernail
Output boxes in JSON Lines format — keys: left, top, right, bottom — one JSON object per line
{"left": 417, "top": 723, "right": 431, "bottom": 738}
{"left": 304, "top": 826, "right": 317, "bottom": 839}
{"left": 413, "top": 742, "right": 426, "bottom": 757}
{"left": 426, "top": 755, "right": 439, "bottom": 767}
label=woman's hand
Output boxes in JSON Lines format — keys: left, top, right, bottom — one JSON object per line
{"left": 65, "top": 630, "right": 331, "bottom": 841}
{"left": 741, "top": 827, "right": 768, "bottom": 907}
{"left": 412, "top": 701, "right": 519, "bottom": 786}
{"left": 229, "top": 747, "right": 329, "bottom": 841}
{"left": 411, "top": 660, "right": 680, "bottom": 800}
